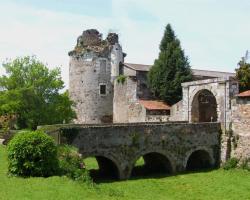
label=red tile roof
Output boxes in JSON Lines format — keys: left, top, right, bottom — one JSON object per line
{"left": 139, "top": 100, "right": 170, "bottom": 110}
{"left": 237, "top": 90, "right": 250, "bottom": 97}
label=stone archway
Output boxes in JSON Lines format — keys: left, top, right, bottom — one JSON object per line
{"left": 82, "top": 154, "right": 121, "bottom": 180}
{"left": 191, "top": 89, "right": 218, "bottom": 122}
{"left": 130, "top": 152, "right": 173, "bottom": 177}
{"left": 186, "top": 150, "right": 213, "bottom": 171}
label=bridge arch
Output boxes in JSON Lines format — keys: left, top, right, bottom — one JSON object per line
{"left": 130, "top": 151, "right": 175, "bottom": 177}
{"left": 81, "top": 152, "right": 122, "bottom": 180}
{"left": 191, "top": 89, "right": 218, "bottom": 122}
{"left": 184, "top": 147, "right": 214, "bottom": 171}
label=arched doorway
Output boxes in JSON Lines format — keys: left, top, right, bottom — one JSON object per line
{"left": 191, "top": 89, "right": 217, "bottom": 122}
{"left": 83, "top": 156, "right": 120, "bottom": 180}
{"left": 186, "top": 150, "right": 212, "bottom": 171}
{"left": 131, "top": 152, "right": 173, "bottom": 177}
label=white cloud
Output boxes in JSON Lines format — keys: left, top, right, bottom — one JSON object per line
{"left": 1, "top": 0, "right": 250, "bottom": 89}
{"left": 0, "top": 2, "right": 112, "bottom": 88}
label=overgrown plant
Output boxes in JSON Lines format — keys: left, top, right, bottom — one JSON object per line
{"left": 116, "top": 75, "right": 127, "bottom": 84}
{"left": 57, "top": 145, "right": 94, "bottom": 186}
{"left": 240, "top": 158, "right": 250, "bottom": 171}
{"left": 222, "top": 158, "right": 239, "bottom": 170}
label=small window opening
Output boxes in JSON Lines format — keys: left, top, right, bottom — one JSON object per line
{"left": 119, "top": 62, "right": 124, "bottom": 75}
{"left": 100, "top": 84, "right": 106, "bottom": 95}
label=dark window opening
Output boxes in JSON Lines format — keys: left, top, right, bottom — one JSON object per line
{"left": 119, "top": 62, "right": 124, "bottom": 75}
{"left": 100, "top": 84, "right": 106, "bottom": 95}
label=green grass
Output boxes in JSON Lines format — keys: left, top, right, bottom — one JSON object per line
{"left": 1, "top": 145, "right": 250, "bottom": 200}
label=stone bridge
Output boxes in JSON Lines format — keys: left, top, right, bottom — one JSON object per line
{"left": 40, "top": 122, "right": 221, "bottom": 180}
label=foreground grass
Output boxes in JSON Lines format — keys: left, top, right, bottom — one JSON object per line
{"left": 1, "top": 145, "right": 250, "bottom": 200}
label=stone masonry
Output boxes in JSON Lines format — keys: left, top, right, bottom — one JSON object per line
{"left": 41, "top": 122, "right": 221, "bottom": 180}
{"left": 69, "top": 29, "right": 124, "bottom": 124}
{"left": 231, "top": 97, "right": 250, "bottom": 162}
{"left": 172, "top": 78, "right": 239, "bottom": 162}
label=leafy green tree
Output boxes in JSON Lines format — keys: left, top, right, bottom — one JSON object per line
{"left": 236, "top": 58, "right": 250, "bottom": 92}
{"left": 148, "top": 24, "right": 193, "bottom": 105}
{"left": 0, "top": 56, "right": 76, "bottom": 129}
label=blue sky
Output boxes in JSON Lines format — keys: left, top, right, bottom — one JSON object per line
{"left": 0, "top": 0, "right": 249, "bottom": 88}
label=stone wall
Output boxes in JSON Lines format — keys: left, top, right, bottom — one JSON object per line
{"left": 171, "top": 78, "right": 239, "bottom": 162}
{"left": 169, "top": 100, "right": 184, "bottom": 121}
{"left": 145, "top": 115, "right": 169, "bottom": 122}
{"left": 113, "top": 77, "right": 146, "bottom": 123}
{"left": 40, "top": 122, "right": 221, "bottom": 180}
{"left": 231, "top": 98, "right": 250, "bottom": 162}
{"left": 136, "top": 71, "right": 154, "bottom": 100}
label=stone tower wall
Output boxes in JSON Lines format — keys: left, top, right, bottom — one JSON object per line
{"left": 69, "top": 29, "right": 123, "bottom": 124}
{"left": 69, "top": 54, "right": 113, "bottom": 124}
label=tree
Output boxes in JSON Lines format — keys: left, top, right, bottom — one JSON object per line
{"left": 148, "top": 24, "right": 193, "bottom": 105}
{"left": 236, "top": 58, "right": 250, "bottom": 92}
{"left": 0, "top": 56, "right": 76, "bottom": 129}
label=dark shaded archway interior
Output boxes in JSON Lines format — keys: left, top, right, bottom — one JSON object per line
{"left": 186, "top": 150, "right": 212, "bottom": 171}
{"left": 131, "top": 152, "right": 172, "bottom": 177}
{"left": 84, "top": 156, "right": 119, "bottom": 180}
{"left": 191, "top": 89, "right": 218, "bottom": 122}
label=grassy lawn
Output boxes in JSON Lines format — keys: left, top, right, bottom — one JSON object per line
{"left": 1, "top": 145, "right": 250, "bottom": 200}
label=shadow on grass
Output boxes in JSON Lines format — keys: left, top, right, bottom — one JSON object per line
{"left": 89, "top": 169, "right": 119, "bottom": 183}
{"left": 89, "top": 166, "right": 217, "bottom": 184}
{"left": 129, "top": 166, "right": 216, "bottom": 181}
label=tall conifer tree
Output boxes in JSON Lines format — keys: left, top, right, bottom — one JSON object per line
{"left": 236, "top": 58, "right": 250, "bottom": 92}
{"left": 148, "top": 24, "right": 193, "bottom": 105}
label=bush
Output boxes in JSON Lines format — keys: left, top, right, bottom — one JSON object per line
{"left": 240, "top": 158, "right": 250, "bottom": 171}
{"left": 57, "top": 145, "right": 83, "bottom": 176}
{"left": 7, "top": 130, "right": 58, "bottom": 177}
{"left": 223, "top": 158, "right": 239, "bottom": 170}
{"left": 57, "top": 145, "right": 93, "bottom": 185}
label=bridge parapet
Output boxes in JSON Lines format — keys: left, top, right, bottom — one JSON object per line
{"left": 39, "top": 122, "right": 221, "bottom": 180}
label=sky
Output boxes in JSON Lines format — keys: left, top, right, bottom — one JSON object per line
{"left": 0, "top": 0, "right": 249, "bottom": 88}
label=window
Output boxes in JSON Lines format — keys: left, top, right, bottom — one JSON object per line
{"left": 100, "top": 84, "right": 106, "bottom": 95}
{"left": 119, "top": 62, "right": 124, "bottom": 75}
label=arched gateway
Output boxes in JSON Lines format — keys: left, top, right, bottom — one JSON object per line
{"left": 191, "top": 89, "right": 217, "bottom": 122}
{"left": 181, "top": 77, "right": 238, "bottom": 127}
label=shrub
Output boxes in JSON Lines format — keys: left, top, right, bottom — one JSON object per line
{"left": 240, "top": 158, "right": 250, "bottom": 171}
{"left": 222, "top": 158, "right": 239, "bottom": 170}
{"left": 57, "top": 145, "right": 83, "bottom": 177}
{"left": 7, "top": 130, "right": 58, "bottom": 177}
{"left": 57, "top": 145, "right": 93, "bottom": 185}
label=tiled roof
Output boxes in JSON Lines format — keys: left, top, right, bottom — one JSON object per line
{"left": 237, "top": 90, "right": 250, "bottom": 97}
{"left": 139, "top": 100, "right": 170, "bottom": 110}
{"left": 124, "top": 63, "right": 235, "bottom": 78}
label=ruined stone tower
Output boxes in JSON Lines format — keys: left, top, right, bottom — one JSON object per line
{"left": 69, "top": 29, "right": 124, "bottom": 124}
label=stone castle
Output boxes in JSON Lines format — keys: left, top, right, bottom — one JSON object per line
{"left": 68, "top": 29, "right": 250, "bottom": 165}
